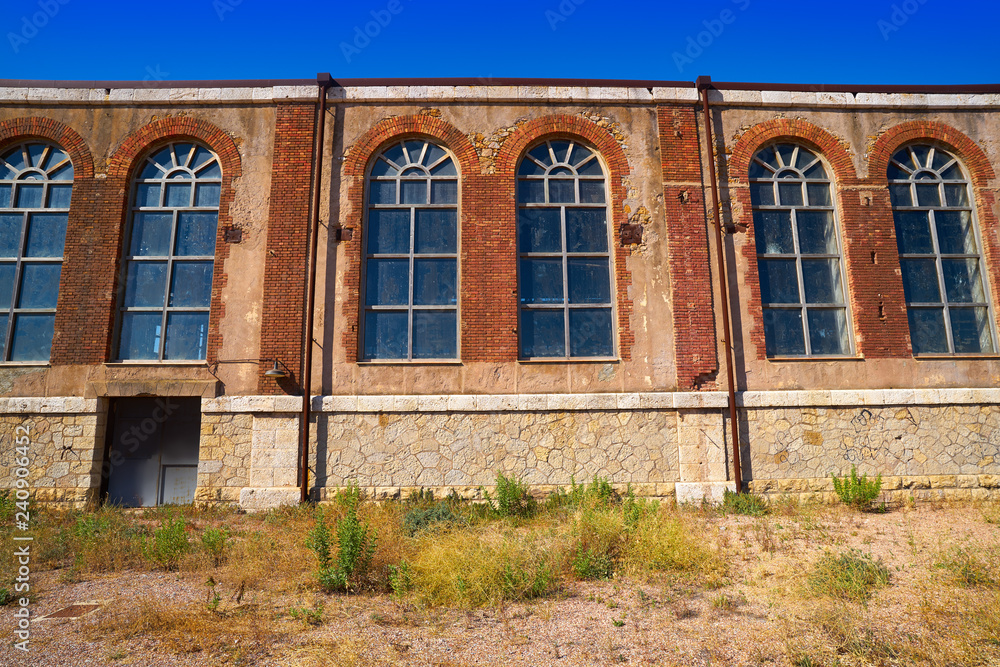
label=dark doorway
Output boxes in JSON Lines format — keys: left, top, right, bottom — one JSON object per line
{"left": 104, "top": 397, "right": 201, "bottom": 507}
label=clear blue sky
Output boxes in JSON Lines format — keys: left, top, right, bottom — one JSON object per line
{"left": 4, "top": 0, "right": 998, "bottom": 84}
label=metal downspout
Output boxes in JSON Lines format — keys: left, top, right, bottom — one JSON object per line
{"left": 697, "top": 75, "right": 743, "bottom": 493}
{"left": 300, "top": 73, "right": 332, "bottom": 503}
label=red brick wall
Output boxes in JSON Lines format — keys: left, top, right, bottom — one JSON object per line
{"left": 657, "top": 105, "right": 717, "bottom": 389}
{"left": 258, "top": 104, "right": 316, "bottom": 394}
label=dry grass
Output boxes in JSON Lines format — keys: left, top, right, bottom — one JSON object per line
{"left": 620, "top": 507, "right": 726, "bottom": 582}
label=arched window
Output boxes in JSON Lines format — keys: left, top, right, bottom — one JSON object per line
{"left": 750, "top": 143, "right": 851, "bottom": 356}
{"left": 116, "top": 142, "right": 221, "bottom": 360}
{"left": 889, "top": 144, "right": 995, "bottom": 354}
{"left": 0, "top": 142, "right": 72, "bottom": 362}
{"left": 362, "top": 139, "right": 458, "bottom": 360}
{"left": 516, "top": 139, "right": 613, "bottom": 358}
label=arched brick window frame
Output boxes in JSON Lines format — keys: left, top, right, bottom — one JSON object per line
{"left": 108, "top": 117, "right": 242, "bottom": 365}
{"left": 340, "top": 115, "right": 479, "bottom": 360}
{"left": 0, "top": 118, "right": 94, "bottom": 365}
{"left": 496, "top": 115, "right": 635, "bottom": 361}
{"left": 729, "top": 120, "right": 859, "bottom": 360}
{"left": 869, "top": 121, "right": 1000, "bottom": 353}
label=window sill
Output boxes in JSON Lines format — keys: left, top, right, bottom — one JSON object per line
{"left": 356, "top": 360, "right": 464, "bottom": 366}
{"left": 766, "top": 356, "right": 865, "bottom": 362}
{"left": 0, "top": 362, "right": 50, "bottom": 368}
{"left": 519, "top": 358, "right": 620, "bottom": 364}
{"left": 105, "top": 361, "right": 209, "bottom": 366}
{"left": 913, "top": 355, "right": 1000, "bottom": 360}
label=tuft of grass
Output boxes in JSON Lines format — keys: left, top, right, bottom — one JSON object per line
{"left": 722, "top": 490, "right": 769, "bottom": 517}
{"left": 808, "top": 549, "right": 891, "bottom": 604}
{"left": 620, "top": 507, "right": 726, "bottom": 582}
{"left": 934, "top": 545, "right": 998, "bottom": 588}
{"left": 0, "top": 491, "right": 15, "bottom": 523}
{"left": 69, "top": 508, "right": 147, "bottom": 573}
{"left": 811, "top": 602, "right": 900, "bottom": 663}
{"left": 143, "top": 517, "right": 190, "bottom": 571}
{"left": 831, "top": 465, "right": 883, "bottom": 511}
{"left": 482, "top": 473, "right": 537, "bottom": 519}
{"left": 200, "top": 527, "right": 230, "bottom": 567}
{"left": 306, "top": 504, "right": 377, "bottom": 593}
{"left": 402, "top": 501, "right": 461, "bottom": 536}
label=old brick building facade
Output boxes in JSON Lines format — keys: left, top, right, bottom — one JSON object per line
{"left": 1, "top": 76, "right": 998, "bottom": 508}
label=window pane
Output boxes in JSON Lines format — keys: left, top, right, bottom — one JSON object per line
{"left": 777, "top": 182, "right": 803, "bottom": 206}
{"left": 944, "top": 184, "right": 969, "bottom": 207}
{"left": 570, "top": 145, "right": 593, "bottom": 167}
{"left": 370, "top": 158, "right": 397, "bottom": 178}
{"left": 763, "top": 308, "right": 805, "bottom": 356}
{"left": 423, "top": 144, "right": 446, "bottom": 167}
{"left": 915, "top": 183, "right": 941, "bottom": 207}
{"left": 806, "top": 183, "right": 831, "bottom": 207}
{"left": 414, "top": 209, "right": 457, "bottom": 253}
{"left": 518, "top": 180, "right": 545, "bottom": 203}
{"left": 15, "top": 184, "right": 43, "bottom": 209}
{"left": 900, "top": 259, "right": 941, "bottom": 303}
{"left": 758, "top": 259, "right": 800, "bottom": 304}
{"left": 549, "top": 141, "right": 570, "bottom": 163}
{"left": 25, "top": 213, "right": 67, "bottom": 257}
{"left": 130, "top": 213, "right": 173, "bottom": 256}
{"left": 577, "top": 159, "right": 603, "bottom": 176}
{"left": 579, "top": 180, "right": 605, "bottom": 204}
{"left": 9, "top": 313, "right": 54, "bottom": 362}
{"left": 196, "top": 162, "right": 221, "bottom": 179}
{"left": 889, "top": 184, "right": 911, "bottom": 207}
{"left": 369, "top": 181, "right": 396, "bottom": 205}
{"left": 520, "top": 309, "right": 565, "bottom": 357}
{"left": 367, "top": 209, "right": 410, "bottom": 254}
{"left": 176, "top": 212, "right": 218, "bottom": 256}
{"left": 801, "top": 259, "right": 843, "bottom": 304}
{"left": 0, "top": 215, "right": 20, "bottom": 257}
{"left": 0, "top": 314, "right": 6, "bottom": 358}
{"left": 518, "top": 208, "right": 561, "bottom": 253}
{"left": 907, "top": 308, "right": 948, "bottom": 354}
{"left": 569, "top": 308, "right": 613, "bottom": 357}
{"left": 382, "top": 144, "right": 405, "bottom": 167}
{"left": 169, "top": 261, "right": 214, "bottom": 307}
{"left": 807, "top": 309, "right": 848, "bottom": 355}
{"left": 753, "top": 210, "right": 794, "bottom": 254}
{"left": 364, "top": 310, "right": 408, "bottom": 359}
{"left": 795, "top": 210, "right": 837, "bottom": 254}
{"left": 124, "top": 261, "right": 167, "bottom": 307}
{"left": 365, "top": 259, "right": 408, "bottom": 306}
{"left": 568, "top": 258, "right": 611, "bottom": 304}
{"left": 935, "top": 211, "right": 976, "bottom": 254}
{"left": 165, "top": 183, "right": 192, "bottom": 207}
{"left": 412, "top": 310, "right": 457, "bottom": 359}
{"left": 950, "top": 307, "right": 994, "bottom": 354}
{"left": 400, "top": 180, "right": 427, "bottom": 205}
{"left": 519, "top": 258, "right": 563, "bottom": 304}
{"left": 750, "top": 183, "right": 775, "bottom": 206}
{"left": 164, "top": 312, "right": 208, "bottom": 360}
{"left": 119, "top": 312, "right": 162, "bottom": 360}
{"left": 414, "top": 259, "right": 456, "bottom": 305}
{"left": 136, "top": 183, "right": 160, "bottom": 207}
{"left": 17, "top": 264, "right": 61, "bottom": 308}
{"left": 566, "top": 208, "right": 608, "bottom": 253}
{"left": 893, "top": 211, "right": 933, "bottom": 254}
{"left": 430, "top": 180, "right": 457, "bottom": 204}
{"left": 941, "top": 259, "right": 985, "bottom": 303}
{"left": 518, "top": 158, "right": 544, "bottom": 176}
{"left": 549, "top": 179, "right": 574, "bottom": 203}
{"left": 776, "top": 145, "right": 795, "bottom": 167}
{"left": 430, "top": 160, "right": 456, "bottom": 176}
{"left": 47, "top": 184, "right": 72, "bottom": 209}
{"left": 0, "top": 263, "right": 13, "bottom": 309}
{"left": 195, "top": 183, "right": 221, "bottom": 207}
{"left": 191, "top": 147, "right": 214, "bottom": 172}
{"left": 0, "top": 185, "right": 10, "bottom": 208}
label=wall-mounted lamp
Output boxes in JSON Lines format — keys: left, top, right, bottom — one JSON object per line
{"left": 264, "top": 360, "right": 289, "bottom": 379}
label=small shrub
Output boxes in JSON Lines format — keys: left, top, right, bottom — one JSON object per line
{"left": 831, "top": 466, "right": 883, "bottom": 511}
{"left": 406, "top": 488, "right": 435, "bottom": 505}
{"left": 808, "top": 549, "right": 891, "bottom": 604}
{"left": 571, "top": 508, "right": 624, "bottom": 580}
{"left": 388, "top": 561, "right": 413, "bottom": 597}
{"left": 621, "top": 508, "right": 726, "bottom": 581}
{"left": 331, "top": 482, "right": 364, "bottom": 511}
{"left": 70, "top": 509, "right": 147, "bottom": 572}
{"left": 482, "top": 473, "right": 536, "bottom": 519}
{"left": 0, "top": 587, "right": 14, "bottom": 606}
{"left": 306, "top": 505, "right": 377, "bottom": 593}
{"left": 572, "top": 548, "right": 613, "bottom": 580}
{"left": 722, "top": 490, "right": 769, "bottom": 517}
{"left": 0, "top": 490, "right": 15, "bottom": 523}
{"left": 935, "top": 546, "right": 998, "bottom": 588}
{"left": 403, "top": 502, "right": 460, "bottom": 536}
{"left": 288, "top": 603, "right": 324, "bottom": 626}
{"left": 200, "top": 527, "right": 230, "bottom": 567}
{"left": 143, "top": 518, "right": 191, "bottom": 571}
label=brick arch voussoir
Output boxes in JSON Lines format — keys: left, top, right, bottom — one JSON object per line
{"left": 0, "top": 117, "right": 94, "bottom": 178}
{"left": 729, "top": 119, "right": 856, "bottom": 185}
{"left": 868, "top": 121, "right": 995, "bottom": 186}
{"left": 344, "top": 115, "right": 479, "bottom": 178}
{"left": 495, "top": 115, "right": 631, "bottom": 180}
{"left": 107, "top": 117, "right": 242, "bottom": 181}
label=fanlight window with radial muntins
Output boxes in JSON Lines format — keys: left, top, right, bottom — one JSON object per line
{"left": 116, "top": 142, "right": 222, "bottom": 361}
{"left": 750, "top": 143, "right": 852, "bottom": 356}
{"left": 888, "top": 144, "right": 995, "bottom": 355}
{"left": 0, "top": 142, "right": 73, "bottom": 362}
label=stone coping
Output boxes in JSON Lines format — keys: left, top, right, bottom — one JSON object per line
{"left": 0, "top": 397, "right": 99, "bottom": 414}
{"left": 739, "top": 388, "right": 1000, "bottom": 407}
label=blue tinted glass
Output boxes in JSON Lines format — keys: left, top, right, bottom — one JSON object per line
{"left": 364, "top": 310, "right": 408, "bottom": 359}
{"left": 414, "top": 259, "right": 456, "bottom": 305}
{"left": 412, "top": 311, "right": 457, "bottom": 359}
{"left": 935, "top": 211, "right": 976, "bottom": 254}
{"left": 795, "top": 211, "right": 836, "bottom": 255}
{"left": 916, "top": 184, "right": 941, "bottom": 207}
{"left": 0, "top": 263, "right": 13, "bottom": 309}
{"left": 894, "top": 212, "right": 933, "bottom": 254}
{"left": 368, "top": 209, "right": 410, "bottom": 254}
{"left": 165, "top": 183, "right": 192, "bottom": 207}
{"left": 423, "top": 144, "right": 446, "bottom": 167}
{"left": 568, "top": 258, "right": 611, "bottom": 304}
{"left": 550, "top": 141, "right": 571, "bottom": 163}
{"left": 0, "top": 214, "right": 22, "bottom": 257}
{"left": 758, "top": 259, "right": 800, "bottom": 304}
{"left": 549, "top": 179, "right": 574, "bottom": 203}
{"left": 518, "top": 180, "right": 545, "bottom": 203}
{"left": 383, "top": 144, "right": 406, "bottom": 167}
{"left": 763, "top": 308, "right": 805, "bottom": 356}
{"left": 753, "top": 211, "right": 794, "bottom": 255}
{"left": 164, "top": 312, "right": 209, "bottom": 360}
{"left": 520, "top": 258, "right": 563, "bottom": 304}
{"left": 9, "top": 313, "right": 54, "bottom": 362}
{"left": 124, "top": 262, "right": 167, "bottom": 307}
{"left": 429, "top": 159, "right": 456, "bottom": 176}
{"left": 907, "top": 308, "right": 948, "bottom": 354}
{"left": 15, "top": 184, "right": 42, "bottom": 208}
{"left": 400, "top": 180, "right": 427, "bottom": 205}
{"left": 27, "top": 145, "right": 46, "bottom": 169}
{"left": 17, "top": 264, "right": 61, "bottom": 308}
{"left": 518, "top": 158, "right": 545, "bottom": 176}
{"left": 577, "top": 159, "right": 603, "bottom": 176}
{"left": 195, "top": 183, "right": 220, "bottom": 207}
{"left": 889, "top": 184, "right": 911, "bottom": 207}
{"left": 579, "top": 180, "right": 605, "bottom": 204}
{"left": 414, "top": 209, "right": 457, "bottom": 253}
{"left": 197, "top": 162, "right": 221, "bottom": 179}
{"left": 130, "top": 213, "right": 173, "bottom": 256}
{"left": 941, "top": 259, "right": 984, "bottom": 304}
{"left": 0, "top": 185, "right": 10, "bottom": 208}
{"left": 175, "top": 212, "right": 218, "bottom": 256}
{"left": 430, "top": 180, "right": 457, "bottom": 204}
{"left": 801, "top": 259, "right": 842, "bottom": 303}
{"left": 191, "top": 147, "right": 214, "bottom": 171}
{"left": 49, "top": 163, "right": 73, "bottom": 181}
{"left": 900, "top": 259, "right": 940, "bottom": 303}
{"left": 951, "top": 307, "right": 992, "bottom": 354}
{"left": 807, "top": 309, "right": 848, "bottom": 355}
{"left": 0, "top": 314, "right": 6, "bottom": 358}
{"left": 750, "top": 183, "right": 775, "bottom": 206}
{"left": 569, "top": 308, "right": 613, "bottom": 357}
{"left": 806, "top": 183, "right": 831, "bottom": 207}
{"left": 365, "top": 259, "right": 408, "bottom": 306}
{"left": 25, "top": 214, "right": 67, "bottom": 257}
{"left": 173, "top": 144, "right": 194, "bottom": 167}
{"left": 777, "top": 182, "right": 803, "bottom": 206}
{"left": 136, "top": 183, "right": 160, "bottom": 207}
{"left": 169, "top": 261, "right": 214, "bottom": 307}
{"left": 518, "top": 208, "right": 561, "bottom": 253}
{"left": 46, "top": 184, "right": 72, "bottom": 209}
{"left": 119, "top": 312, "right": 161, "bottom": 360}
{"left": 369, "top": 181, "right": 396, "bottom": 205}
{"left": 566, "top": 208, "right": 607, "bottom": 252}
{"left": 520, "top": 309, "right": 565, "bottom": 357}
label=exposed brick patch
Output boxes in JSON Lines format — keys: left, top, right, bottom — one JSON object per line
{"left": 495, "top": 115, "right": 635, "bottom": 361}
{"left": 657, "top": 106, "right": 717, "bottom": 389}
{"left": 259, "top": 104, "right": 316, "bottom": 394}
{"left": 0, "top": 117, "right": 94, "bottom": 178}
